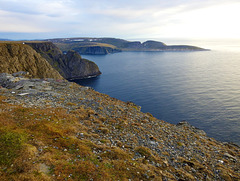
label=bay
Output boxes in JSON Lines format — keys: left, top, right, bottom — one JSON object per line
{"left": 74, "top": 50, "right": 240, "bottom": 145}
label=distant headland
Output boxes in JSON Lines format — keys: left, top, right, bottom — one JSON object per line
{"left": 47, "top": 37, "right": 209, "bottom": 55}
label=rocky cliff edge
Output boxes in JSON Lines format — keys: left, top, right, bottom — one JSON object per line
{"left": 0, "top": 41, "right": 101, "bottom": 80}
{"left": 27, "top": 42, "right": 101, "bottom": 79}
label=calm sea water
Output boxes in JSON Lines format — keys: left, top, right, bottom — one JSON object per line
{"left": 74, "top": 47, "right": 240, "bottom": 145}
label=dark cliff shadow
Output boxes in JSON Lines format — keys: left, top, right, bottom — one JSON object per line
{"left": 71, "top": 76, "right": 100, "bottom": 88}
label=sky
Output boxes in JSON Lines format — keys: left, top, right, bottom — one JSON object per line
{"left": 0, "top": 0, "right": 240, "bottom": 41}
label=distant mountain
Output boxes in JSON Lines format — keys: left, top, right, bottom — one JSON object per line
{"left": 0, "top": 38, "right": 11, "bottom": 41}
{"left": 47, "top": 37, "right": 209, "bottom": 55}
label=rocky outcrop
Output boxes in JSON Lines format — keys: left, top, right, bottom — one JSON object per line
{"left": 0, "top": 42, "right": 101, "bottom": 80}
{"left": 26, "top": 42, "right": 101, "bottom": 79}
{"left": 0, "top": 43, "right": 63, "bottom": 79}
{"left": 65, "top": 50, "right": 102, "bottom": 79}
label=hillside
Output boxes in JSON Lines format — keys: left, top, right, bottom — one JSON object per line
{"left": 48, "top": 38, "right": 208, "bottom": 55}
{"left": 0, "top": 41, "right": 101, "bottom": 80}
{"left": 0, "top": 73, "right": 239, "bottom": 181}
{"left": 26, "top": 42, "right": 101, "bottom": 79}
{"left": 54, "top": 41, "right": 121, "bottom": 55}
{"left": 0, "top": 42, "right": 63, "bottom": 80}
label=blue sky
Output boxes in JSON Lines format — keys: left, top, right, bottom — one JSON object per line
{"left": 0, "top": 0, "right": 240, "bottom": 40}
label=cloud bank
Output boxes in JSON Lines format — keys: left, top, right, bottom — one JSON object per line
{"left": 0, "top": 0, "right": 240, "bottom": 39}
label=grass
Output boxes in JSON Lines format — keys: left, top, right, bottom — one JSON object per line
{"left": 0, "top": 92, "right": 239, "bottom": 180}
{"left": 0, "top": 95, "right": 167, "bottom": 180}
{"left": 0, "top": 41, "right": 47, "bottom": 44}
{"left": 0, "top": 131, "right": 27, "bottom": 166}
{"left": 54, "top": 42, "right": 118, "bottom": 52}
{"left": 135, "top": 146, "right": 157, "bottom": 162}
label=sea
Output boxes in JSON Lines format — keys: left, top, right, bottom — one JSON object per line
{"left": 73, "top": 39, "right": 240, "bottom": 145}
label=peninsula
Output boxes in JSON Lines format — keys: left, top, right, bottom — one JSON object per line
{"left": 48, "top": 38, "right": 208, "bottom": 55}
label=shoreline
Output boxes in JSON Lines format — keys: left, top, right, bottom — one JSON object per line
{"left": 0, "top": 72, "right": 239, "bottom": 180}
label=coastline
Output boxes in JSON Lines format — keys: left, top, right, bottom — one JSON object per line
{"left": 80, "top": 50, "right": 240, "bottom": 145}
{"left": 0, "top": 73, "right": 239, "bottom": 180}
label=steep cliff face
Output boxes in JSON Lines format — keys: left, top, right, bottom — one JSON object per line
{"left": 27, "top": 42, "right": 101, "bottom": 79}
{"left": 0, "top": 43, "right": 63, "bottom": 79}
{"left": 73, "top": 46, "right": 121, "bottom": 55}
{"left": 65, "top": 50, "right": 102, "bottom": 79}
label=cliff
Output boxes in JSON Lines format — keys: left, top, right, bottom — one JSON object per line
{"left": 65, "top": 50, "right": 102, "bottom": 79}
{"left": 0, "top": 42, "right": 63, "bottom": 79}
{"left": 26, "top": 42, "right": 101, "bottom": 79}
{"left": 0, "top": 74, "right": 239, "bottom": 181}
{"left": 0, "top": 41, "right": 101, "bottom": 80}
{"left": 49, "top": 38, "right": 208, "bottom": 54}
{"left": 73, "top": 45, "right": 121, "bottom": 55}
{"left": 53, "top": 41, "right": 121, "bottom": 55}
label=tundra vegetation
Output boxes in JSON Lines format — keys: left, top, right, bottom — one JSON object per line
{"left": 0, "top": 74, "right": 239, "bottom": 181}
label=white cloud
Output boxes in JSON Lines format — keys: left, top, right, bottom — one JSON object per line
{"left": 0, "top": 0, "right": 240, "bottom": 39}
{"left": 155, "top": 2, "right": 240, "bottom": 39}
{"left": 0, "top": 10, "right": 49, "bottom": 32}
{"left": 0, "top": 0, "right": 79, "bottom": 33}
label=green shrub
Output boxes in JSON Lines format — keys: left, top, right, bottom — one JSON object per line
{"left": 0, "top": 131, "right": 26, "bottom": 166}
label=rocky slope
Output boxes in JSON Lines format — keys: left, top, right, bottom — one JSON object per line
{"left": 26, "top": 42, "right": 101, "bottom": 79}
{"left": 0, "top": 42, "right": 63, "bottom": 80}
{"left": 0, "top": 73, "right": 239, "bottom": 181}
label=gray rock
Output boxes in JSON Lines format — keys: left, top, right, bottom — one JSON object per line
{"left": 43, "top": 87, "right": 52, "bottom": 91}
{"left": 12, "top": 71, "right": 29, "bottom": 77}
{"left": 15, "top": 85, "right": 24, "bottom": 90}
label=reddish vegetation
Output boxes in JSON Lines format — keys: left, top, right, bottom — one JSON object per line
{"left": 0, "top": 76, "right": 239, "bottom": 180}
